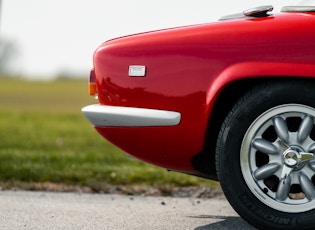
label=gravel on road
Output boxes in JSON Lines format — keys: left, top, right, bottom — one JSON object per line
{"left": 0, "top": 190, "right": 255, "bottom": 230}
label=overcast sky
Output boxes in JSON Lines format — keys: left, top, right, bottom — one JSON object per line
{"left": 1, "top": 0, "right": 291, "bottom": 79}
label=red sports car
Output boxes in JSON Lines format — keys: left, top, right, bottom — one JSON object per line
{"left": 83, "top": 2, "right": 315, "bottom": 229}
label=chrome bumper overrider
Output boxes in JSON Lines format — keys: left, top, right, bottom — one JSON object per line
{"left": 82, "top": 104, "right": 181, "bottom": 127}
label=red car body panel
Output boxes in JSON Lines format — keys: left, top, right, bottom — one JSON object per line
{"left": 90, "top": 12, "right": 315, "bottom": 177}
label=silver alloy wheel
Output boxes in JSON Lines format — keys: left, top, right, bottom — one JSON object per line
{"left": 241, "top": 104, "right": 315, "bottom": 213}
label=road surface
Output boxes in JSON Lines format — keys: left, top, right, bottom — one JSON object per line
{"left": 0, "top": 190, "right": 255, "bottom": 229}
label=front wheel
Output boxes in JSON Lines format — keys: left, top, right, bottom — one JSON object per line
{"left": 216, "top": 80, "right": 315, "bottom": 230}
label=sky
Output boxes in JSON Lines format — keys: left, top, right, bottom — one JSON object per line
{"left": 1, "top": 0, "right": 292, "bottom": 79}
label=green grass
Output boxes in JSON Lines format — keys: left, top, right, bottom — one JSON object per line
{"left": 0, "top": 77, "right": 219, "bottom": 194}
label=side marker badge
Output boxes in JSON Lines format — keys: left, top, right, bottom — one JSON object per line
{"left": 129, "top": 65, "right": 146, "bottom": 77}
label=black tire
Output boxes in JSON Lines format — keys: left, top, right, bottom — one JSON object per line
{"left": 216, "top": 80, "right": 315, "bottom": 230}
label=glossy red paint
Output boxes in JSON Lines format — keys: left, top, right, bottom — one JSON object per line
{"left": 92, "top": 12, "right": 315, "bottom": 176}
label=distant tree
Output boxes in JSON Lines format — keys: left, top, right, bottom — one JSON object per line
{"left": 0, "top": 38, "right": 18, "bottom": 73}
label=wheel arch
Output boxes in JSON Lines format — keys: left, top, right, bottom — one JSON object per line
{"left": 191, "top": 61, "right": 315, "bottom": 180}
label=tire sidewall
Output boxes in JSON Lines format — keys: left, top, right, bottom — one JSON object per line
{"left": 217, "top": 80, "right": 315, "bottom": 229}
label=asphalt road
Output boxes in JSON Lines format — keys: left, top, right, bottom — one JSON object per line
{"left": 0, "top": 191, "right": 256, "bottom": 230}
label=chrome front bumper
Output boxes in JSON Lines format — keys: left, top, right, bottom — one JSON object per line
{"left": 82, "top": 104, "right": 181, "bottom": 127}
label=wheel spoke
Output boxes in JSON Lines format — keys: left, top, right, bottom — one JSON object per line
{"left": 275, "top": 165, "right": 293, "bottom": 201}
{"left": 308, "top": 142, "right": 315, "bottom": 153}
{"left": 254, "top": 163, "right": 281, "bottom": 180}
{"left": 273, "top": 117, "right": 289, "bottom": 143}
{"left": 299, "top": 172, "right": 315, "bottom": 200}
{"left": 309, "top": 160, "right": 315, "bottom": 171}
{"left": 276, "top": 174, "right": 291, "bottom": 201}
{"left": 252, "top": 138, "right": 278, "bottom": 155}
{"left": 298, "top": 115, "right": 314, "bottom": 143}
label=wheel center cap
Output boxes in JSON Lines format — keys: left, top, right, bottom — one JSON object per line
{"left": 283, "top": 149, "right": 300, "bottom": 167}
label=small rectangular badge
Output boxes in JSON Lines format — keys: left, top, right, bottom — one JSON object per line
{"left": 129, "top": 65, "right": 146, "bottom": 77}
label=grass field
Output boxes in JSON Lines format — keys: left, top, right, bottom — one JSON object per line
{"left": 0, "top": 77, "right": 219, "bottom": 195}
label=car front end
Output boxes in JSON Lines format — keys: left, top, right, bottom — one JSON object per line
{"left": 82, "top": 2, "right": 315, "bottom": 228}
